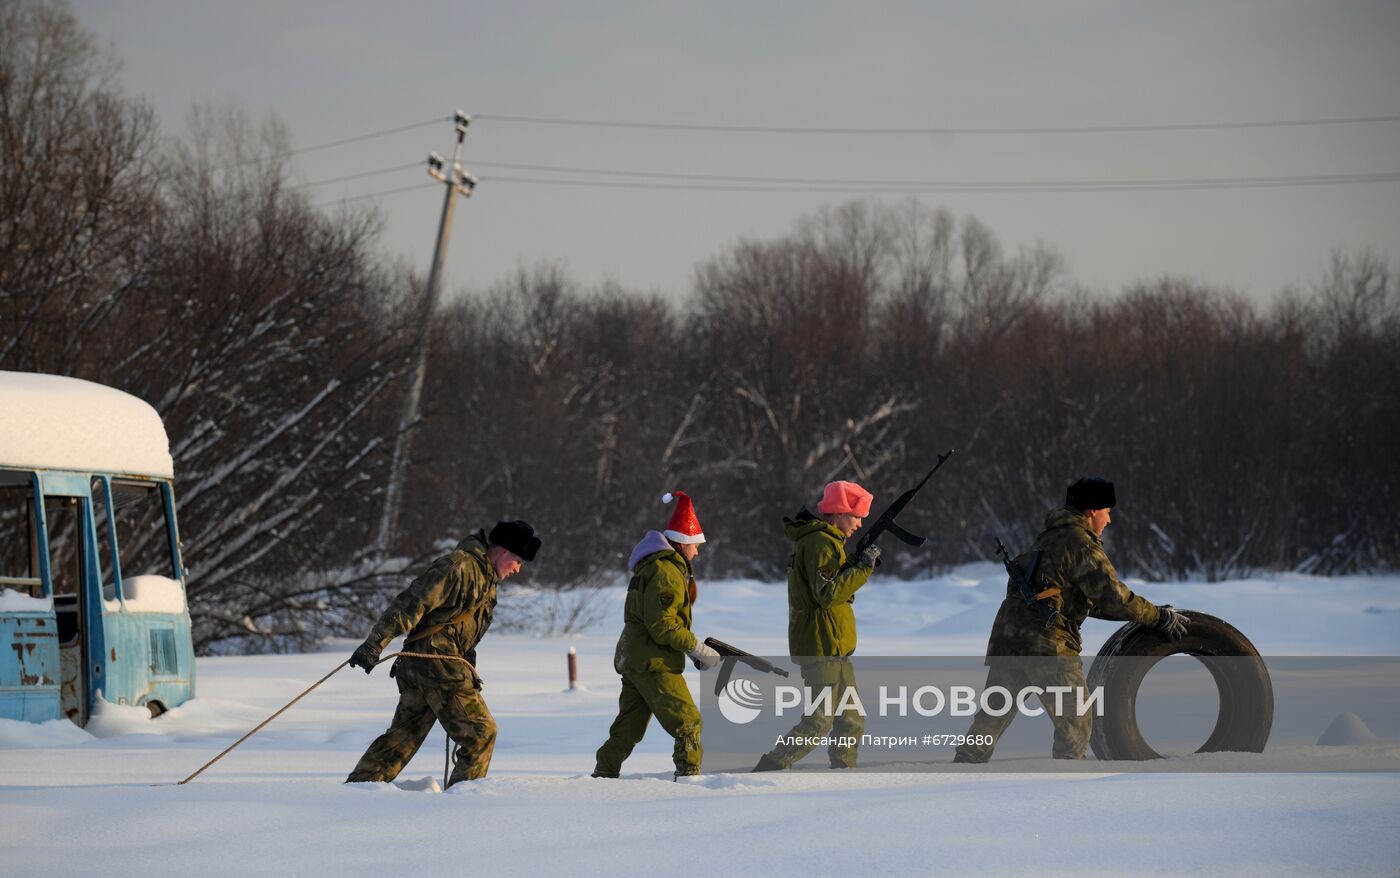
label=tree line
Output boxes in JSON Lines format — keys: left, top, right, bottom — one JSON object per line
{"left": 2, "top": 1, "right": 416, "bottom": 651}
{"left": 4, "top": 1, "right": 1396, "bottom": 651}
{"left": 409, "top": 204, "right": 1398, "bottom": 589}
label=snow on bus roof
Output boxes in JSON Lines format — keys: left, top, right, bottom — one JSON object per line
{"left": 0, "top": 371, "right": 174, "bottom": 479}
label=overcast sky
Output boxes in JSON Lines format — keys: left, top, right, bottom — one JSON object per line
{"left": 73, "top": 1, "right": 1400, "bottom": 303}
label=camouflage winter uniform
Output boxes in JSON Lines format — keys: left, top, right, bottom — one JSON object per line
{"left": 347, "top": 531, "right": 499, "bottom": 786}
{"left": 955, "top": 506, "right": 1162, "bottom": 762}
{"left": 763, "top": 511, "right": 874, "bottom": 769}
{"left": 593, "top": 531, "right": 704, "bottom": 777}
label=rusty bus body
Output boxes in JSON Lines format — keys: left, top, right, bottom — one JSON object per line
{"left": 1, "top": 372, "right": 194, "bottom": 725}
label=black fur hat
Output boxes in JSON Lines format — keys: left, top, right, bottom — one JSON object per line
{"left": 1066, "top": 477, "right": 1116, "bottom": 511}
{"left": 488, "top": 519, "right": 542, "bottom": 562}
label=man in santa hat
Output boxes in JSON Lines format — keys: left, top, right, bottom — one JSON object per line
{"left": 753, "top": 480, "right": 880, "bottom": 772}
{"left": 592, "top": 491, "right": 722, "bottom": 779}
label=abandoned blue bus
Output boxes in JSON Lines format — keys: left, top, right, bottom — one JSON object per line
{"left": 1, "top": 371, "right": 195, "bottom": 725}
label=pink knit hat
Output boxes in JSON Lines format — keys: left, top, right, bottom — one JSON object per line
{"left": 817, "top": 480, "right": 873, "bottom": 517}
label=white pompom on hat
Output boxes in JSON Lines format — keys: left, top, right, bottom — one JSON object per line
{"left": 661, "top": 490, "right": 705, "bottom": 544}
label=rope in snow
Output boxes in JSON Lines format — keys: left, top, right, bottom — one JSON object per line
{"left": 176, "top": 651, "right": 475, "bottom": 785}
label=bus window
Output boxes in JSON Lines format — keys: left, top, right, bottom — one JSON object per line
{"left": 44, "top": 497, "right": 84, "bottom": 601}
{"left": 0, "top": 475, "right": 40, "bottom": 598}
{"left": 110, "top": 481, "right": 176, "bottom": 580}
{"left": 149, "top": 628, "right": 178, "bottom": 676}
{"left": 91, "top": 478, "right": 117, "bottom": 600}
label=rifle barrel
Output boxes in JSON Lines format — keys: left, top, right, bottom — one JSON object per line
{"left": 853, "top": 449, "right": 955, "bottom": 555}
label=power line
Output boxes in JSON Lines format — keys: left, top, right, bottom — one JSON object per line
{"left": 470, "top": 159, "right": 1400, "bottom": 189}
{"left": 474, "top": 111, "right": 1400, "bottom": 136}
{"left": 292, "top": 161, "right": 423, "bottom": 189}
{"left": 224, "top": 117, "right": 449, "bottom": 170}
{"left": 293, "top": 112, "right": 1400, "bottom": 205}
{"left": 477, "top": 170, "right": 1400, "bottom": 194}
{"left": 311, "top": 182, "right": 437, "bottom": 209}
{"left": 310, "top": 165, "right": 1400, "bottom": 204}
{"left": 285, "top": 117, "right": 449, "bottom": 156}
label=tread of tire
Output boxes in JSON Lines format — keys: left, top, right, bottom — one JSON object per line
{"left": 1087, "top": 611, "right": 1273, "bottom": 760}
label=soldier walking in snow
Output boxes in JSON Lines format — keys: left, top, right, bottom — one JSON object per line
{"left": 592, "top": 491, "right": 721, "bottom": 779}
{"left": 953, "top": 478, "right": 1187, "bottom": 762}
{"left": 753, "top": 480, "right": 881, "bottom": 772}
{"left": 345, "top": 519, "right": 541, "bottom": 787}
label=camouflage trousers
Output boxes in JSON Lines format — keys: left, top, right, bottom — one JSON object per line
{"left": 953, "top": 656, "right": 1091, "bottom": 762}
{"left": 346, "top": 673, "right": 497, "bottom": 787}
{"left": 764, "top": 657, "right": 864, "bottom": 769}
{"left": 593, "top": 669, "right": 702, "bottom": 777}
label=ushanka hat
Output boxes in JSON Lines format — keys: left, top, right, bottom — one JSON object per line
{"left": 1066, "top": 477, "right": 1116, "bottom": 511}
{"left": 489, "top": 519, "right": 542, "bottom": 562}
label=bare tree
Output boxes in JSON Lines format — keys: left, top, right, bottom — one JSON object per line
{"left": 0, "top": 0, "right": 161, "bottom": 371}
{"left": 122, "top": 106, "right": 417, "bottom": 650}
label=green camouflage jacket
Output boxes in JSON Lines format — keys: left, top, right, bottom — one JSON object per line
{"left": 986, "top": 507, "right": 1161, "bottom": 657}
{"left": 366, "top": 530, "right": 498, "bottom": 686}
{"left": 785, "top": 510, "right": 873, "bottom": 658}
{"left": 614, "top": 531, "right": 698, "bottom": 675}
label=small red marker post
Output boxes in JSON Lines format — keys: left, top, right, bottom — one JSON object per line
{"left": 567, "top": 645, "right": 578, "bottom": 690}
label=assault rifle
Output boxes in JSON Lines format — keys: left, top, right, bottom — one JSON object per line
{"left": 994, "top": 537, "right": 1060, "bottom": 628}
{"left": 703, "top": 637, "right": 790, "bottom": 697}
{"left": 852, "top": 449, "right": 955, "bottom": 563}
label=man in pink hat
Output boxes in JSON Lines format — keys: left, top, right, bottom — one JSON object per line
{"left": 753, "top": 480, "right": 880, "bottom": 772}
{"left": 593, "top": 491, "right": 722, "bottom": 778}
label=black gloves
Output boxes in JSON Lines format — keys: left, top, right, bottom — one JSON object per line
{"left": 859, "top": 544, "right": 881, "bottom": 569}
{"left": 349, "top": 640, "right": 381, "bottom": 674}
{"left": 1154, "top": 605, "right": 1189, "bottom": 641}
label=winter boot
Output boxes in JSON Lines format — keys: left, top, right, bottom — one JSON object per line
{"left": 752, "top": 753, "right": 784, "bottom": 772}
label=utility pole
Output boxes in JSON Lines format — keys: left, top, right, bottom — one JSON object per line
{"left": 374, "top": 110, "right": 477, "bottom": 561}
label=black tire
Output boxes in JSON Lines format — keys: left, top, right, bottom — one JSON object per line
{"left": 145, "top": 700, "right": 167, "bottom": 718}
{"left": 1087, "top": 611, "right": 1272, "bottom": 761}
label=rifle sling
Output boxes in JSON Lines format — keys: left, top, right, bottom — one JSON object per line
{"left": 404, "top": 608, "right": 474, "bottom": 644}
{"left": 1013, "top": 551, "right": 1060, "bottom": 624}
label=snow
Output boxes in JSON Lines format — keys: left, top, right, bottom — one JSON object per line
{"left": 118, "top": 574, "right": 187, "bottom": 614}
{"left": 84, "top": 693, "right": 174, "bottom": 738}
{"left": 1, "top": 566, "right": 1398, "bottom": 876}
{"left": 1319, "top": 712, "right": 1379, "bottom": 746}
{"left": 0, "top": 587, "right": 51, "bottom": 612}
{"left": 0, "top": 370, "right": 174, "bottom": 478}
{"left": 0, "top": 717, "right": 92, "bottom": 748}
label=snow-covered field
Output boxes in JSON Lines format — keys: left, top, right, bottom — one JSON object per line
{"left": 3, "top": 564, "right": 1398, "bottom": 877}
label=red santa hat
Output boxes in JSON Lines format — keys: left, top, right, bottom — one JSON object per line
{"left": 661, "top": 491, "right": 705, "bottom": 544}
{"left": 817, "top": 480, "right": 874, "bottom": 517}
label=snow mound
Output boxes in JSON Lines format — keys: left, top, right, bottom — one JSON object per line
{"left": 119, "top": 575, "right": 187, "bottom": 614}
{"left": 85, "top": 694, "right": 160, "bottom": 737}
{"left": 1317, "top": 712, "right": 1379, "bottom": 746}
{"left": 392, "top": 776, "right": 443, "bottom": 793}
{"left": 673, "top": 772, "right": 779, "bottom": 791}
{"left": 0, "top": 587, "right": 52, "bottom": 612}
{"left": 0, "top": 717, "right": 94, "bottom": 748}
{"left": 0, "top": 370, "right": 173, "bottom": 477}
